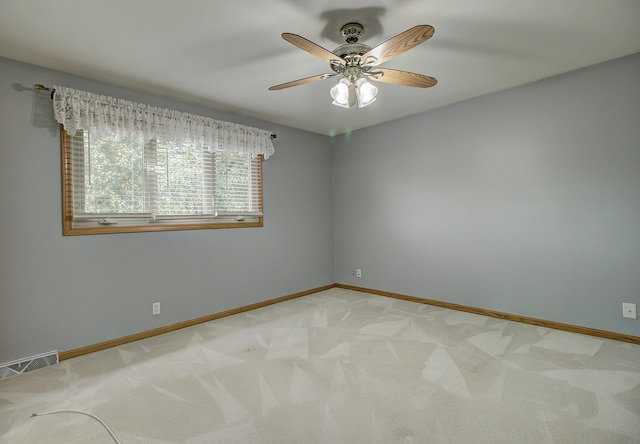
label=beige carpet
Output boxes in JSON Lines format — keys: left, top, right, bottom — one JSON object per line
{"left": 1, "top": 288, "right": 639, "bottom": 443}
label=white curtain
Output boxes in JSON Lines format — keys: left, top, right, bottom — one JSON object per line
{"left": 52, "top": 85, "right": 275, "bottom": 159}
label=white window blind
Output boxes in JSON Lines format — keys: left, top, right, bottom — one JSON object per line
{"left": 153, "top": 140, "right": 214, "bottom": 216}
{"left": 71, "top": 131, "right": 148, "bottom": 217}
{"left": 67, "top": 130, "right": 262, "bottom": 230}
{"left": 214, "top": 152, "right": 262, "bottom": 216}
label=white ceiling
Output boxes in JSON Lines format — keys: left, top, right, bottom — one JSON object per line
{"left": 1, "top": 0, "right": 639, "bottom": 136}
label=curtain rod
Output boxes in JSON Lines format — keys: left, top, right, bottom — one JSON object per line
{"left": 33, "top": 84, "right": 277, "bottom": 139}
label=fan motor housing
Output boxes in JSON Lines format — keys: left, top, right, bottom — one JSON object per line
{"left": 330, "top": 23, "right": 374, "bottom": 75}
{"left": 334, "top": 23, "right": 370, "bottom": 58}
{"left": 332, "top": 43, "right": 372, "bottom": 59}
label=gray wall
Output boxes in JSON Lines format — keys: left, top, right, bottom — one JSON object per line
{"left": 0, "top": 57, "right": 335, "bottom": 364}
{"left": 333, "top": 53, "right": 640, "bottom": 336}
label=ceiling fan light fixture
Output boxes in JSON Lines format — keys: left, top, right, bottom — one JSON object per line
{"left": 330, "top": 78, "right": 351, "bottom": 108}
{"left": 355, "top": 77, "right": 378, "bottom": 108}
{"left": 271, "top": 24, "right": 437, "bottom": 110}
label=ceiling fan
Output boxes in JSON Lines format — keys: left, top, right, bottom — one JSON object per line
{"left": 269, "top": 22, "right": 437, "bottom": 108}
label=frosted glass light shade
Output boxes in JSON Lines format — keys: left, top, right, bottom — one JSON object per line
{"left": 330, "top": 79, "right": 351, "bottom": 108}
{"left": 355, "top": 78, "right": 377, "bottom": 108}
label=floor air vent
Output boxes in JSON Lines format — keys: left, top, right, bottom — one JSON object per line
{"left": 0, "top": 351, "right": 58, "bottom": 380}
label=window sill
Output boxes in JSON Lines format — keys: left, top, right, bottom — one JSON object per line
{"left": 62, "top": 218, "right": 263, "bottom": 236}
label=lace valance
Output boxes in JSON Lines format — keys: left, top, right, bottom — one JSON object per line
{"left": 52, "top": 85, "right": 275, "bottom": 159}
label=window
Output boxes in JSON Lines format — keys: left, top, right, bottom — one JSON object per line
{"left": 62, "top": 129, "right": 263, "bottom": 235}
{"left": 52, "top": 84, "right": 273, "bottom": 235}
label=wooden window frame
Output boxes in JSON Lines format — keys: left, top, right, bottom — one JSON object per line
{"left": 61, "top": 128, "right": 263, "bottom": 236}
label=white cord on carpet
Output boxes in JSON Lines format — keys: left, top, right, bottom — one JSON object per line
{"left": 31, "top": 409, "right": 122, "bottom": 444}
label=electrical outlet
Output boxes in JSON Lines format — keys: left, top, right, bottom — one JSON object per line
{"left": 152, "top": 302, "right": 161, "bottom": 315}
{"left": 356, "top": 268, "right": 362, "bottom": 278}
{"left": 622, "top": 303, "right": 637, "bottom": 319}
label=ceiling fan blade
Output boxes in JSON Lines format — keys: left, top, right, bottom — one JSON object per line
{"left": 268, "top": 73, "right": 335, "bottom": 91}
{"left": 282, "top": 33, "right": 343, "bottom": 64}
{"left": 362, "top": 25, "right": 434, "bottom": 66}
{"left": 368, "top": 68, "right": 437, "bottom": 88}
